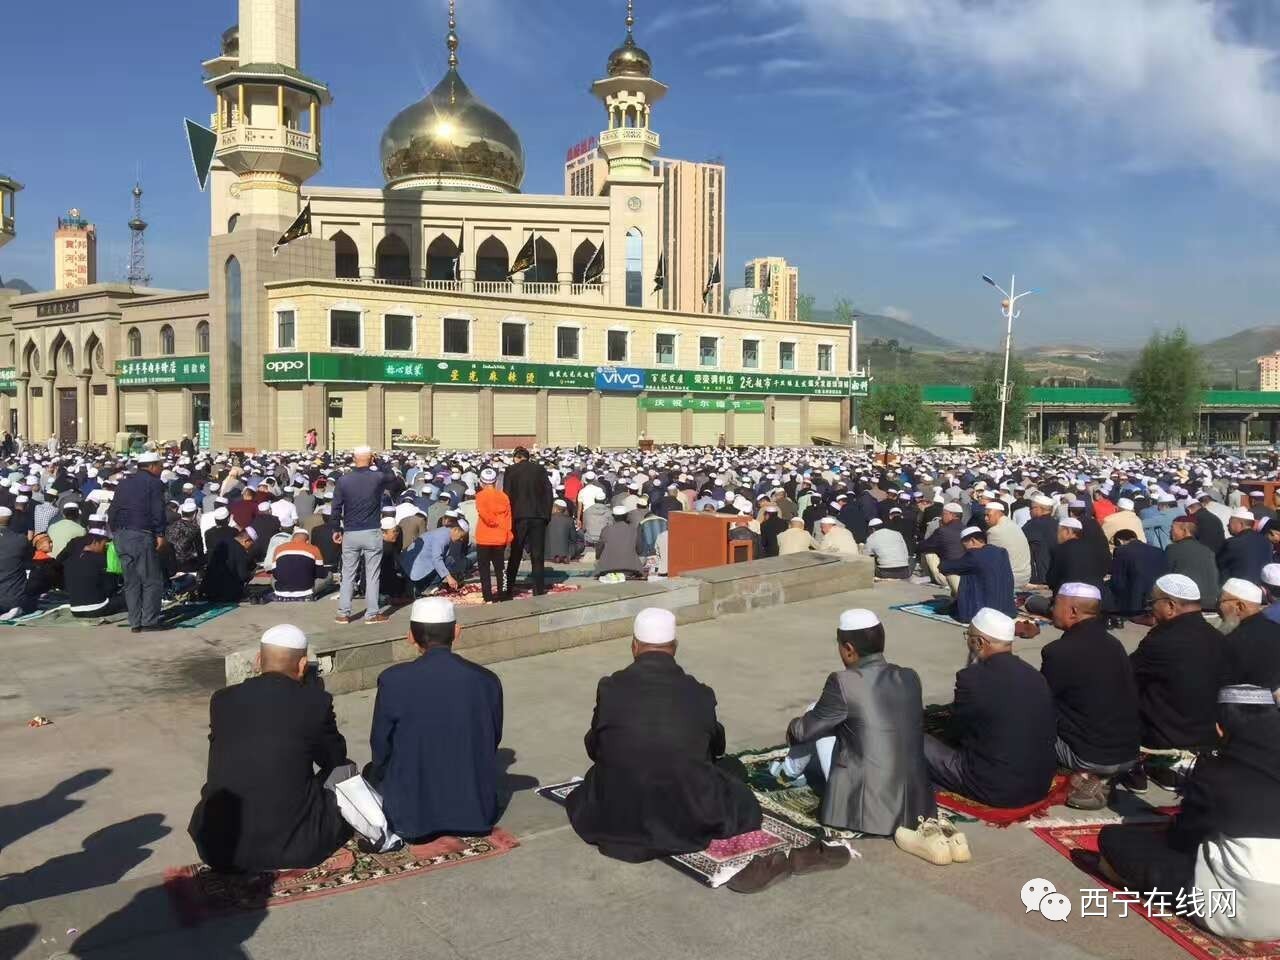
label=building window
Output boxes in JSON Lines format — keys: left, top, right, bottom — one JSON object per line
{"left": 557, "top": 326, "right": 580, "bottom": 361}
{"left": 779, "top": 341, "right": 796, "bottom": 371}
{"left": 501, "top": 321, "right": 526, "bottom": 358}
{"left": 329, "top": 309, "right": 362, "bottom": 349}
{"left": 196, "top": 321, "right": 210, "bottom": 354}
{"left": 276, "top": 310, "right": 296, "bottom": 349}
{"left": 742, "top": 339, "right": 759, "bottom": 369}
{"left": 443, "top": 316, "right": 470, "bottom": 354}
{"left": 384, "top": 313, "right": 413, "bottom": 352}
{"left": 818, "top": 344, "right": 834, "bottom": 372}
{"left": 127, "top": 327, "right": 142, "bottom": 358}
{"left": 607, "top": 329, "right": 629, "bottom": 363}
{"left": 699, "top": 336, "right": 718, "bottom": 368}
{"left": 159, "top": 325, "right": 175, "bottom": 356}
{"left": 656, "top": 333, "right": 676, "bottom": 366}
{"left": 227, "top": 213, "right": 239, "bottom": 233}
{"left": 225, "top": 257, "right": 243, "bottom": 433}
{"left": 625, "top": 228, "right": 643, "bottom": 308}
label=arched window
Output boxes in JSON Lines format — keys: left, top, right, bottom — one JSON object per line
{"left": 160, "top": 324, "right": 175, "bottom": 356}
{"left": 61, "top": 343, "right": 74, "bottom": 372}
{"left": 127, "top": 327, "right": 142, "bottom": 358}
{"left": 225, "top": 257, "right": 243, "bottom": 433}
{"left": 526, "top": 237, "right": 558, "bottom": 285}
{"left": 332, "top": 231, "right": 359, "bottom": 279}
{"left": 227, "top": 213, "right": 239, "bottom": 233}
{"left": 475, "top": 236, "right": 509, "bottom": 282}
{"left": 426, "top": 233, "right": 461, "bottom": 282}
{"left": 572, "top": 240, "right": 599, "bottom": 285}
{"left": 196, "top": 321, "right": 210, "bottom": 354}
{"left": 375, "top": 234, "right": 411, "bottom": 283}
{"left": 625, "top": 228, "right": 643, "bottom": 308}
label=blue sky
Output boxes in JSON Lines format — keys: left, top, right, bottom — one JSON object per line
{"left": 4, "top": 0, "right": 1280, "bottom": 348}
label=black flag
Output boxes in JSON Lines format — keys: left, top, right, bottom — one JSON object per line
{"left": 508, "top": 232, "right": 537, "bottom": 278}
{"left": 273, "top": 203, "right": 312, "bottom": 255}
{"left": 702, "top": 256, "right": 721, "bottom": 304}
{"left": 453, "top": 224, "right": 465, "bottom": 281}
{"left": 653, "top": 251, "right": 666, "bottom": 293}
{"left": 583, "top": 243, "right": 605, "bottom": 284}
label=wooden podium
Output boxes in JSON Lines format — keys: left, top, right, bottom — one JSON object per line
{"left": 1240, "top": 480, "right": 1280, "bottom": 509}
{"left": 668, "top": 512, "right": 755, "bottom": 577}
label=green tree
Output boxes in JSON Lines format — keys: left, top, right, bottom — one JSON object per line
{"left": 862, "top": 382, "right": 941, "bottom": 447}
{"left": 752, "top": 290, "right": 772, "bottom": 318}
{"left": 972, "top": 356, "right": 1031, "bottom": 449}
{"left": 797, "top": 293, "right": 816, "bottom": 323}
{"left": 1127, "top": 328, "right": 1204, "bottom": 450}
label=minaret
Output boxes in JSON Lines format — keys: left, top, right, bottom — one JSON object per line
{"left": 591, "top": 0, "right": 667, "bottom": 178}
{"left": 0, "top": 175, "right": 21, "bottom": 250}
{"left": 202, "top": 0, "right": 331, "bottom": 233}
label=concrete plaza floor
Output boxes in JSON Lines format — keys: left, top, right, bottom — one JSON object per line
{"left": 0, "top": 579, "right": 1185, "bottom": 960}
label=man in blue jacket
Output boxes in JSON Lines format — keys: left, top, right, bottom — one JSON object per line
{"left": 332, "top": 446, "right": 393, "bottom": 625}
{"left": 939, "top": 527, "right": 1017, "bottom": 623}
{"left": 108, "top": 451, "right": 168, "bottom": 632}
{"left": 367, "top": 597, "right": 503, "bottom": 842}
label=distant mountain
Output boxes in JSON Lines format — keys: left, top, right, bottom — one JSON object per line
{"left": 807, "top": 307, "right": 957, "bottom": 350}
{"left": 1196, "top": 325, "right": 1280, "bottom": 370}
{"left": 0, "top": 277, "right": 35, "bottom": 295}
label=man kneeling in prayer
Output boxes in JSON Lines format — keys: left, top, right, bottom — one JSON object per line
{"left": 189, "top": 625, "right": 354, "bottom": 872}
{"left": 567, "top": 608, "right": 765, "bottom": 876}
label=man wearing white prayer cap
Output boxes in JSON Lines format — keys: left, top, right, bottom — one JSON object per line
{"left": 566, "top": 607, "right": 765, "bottom": 889}
{"left": 782, "top": 608, "right": 936, "bottom": 866}
{"left": 1218, "top": 510, "right": 1272, "bottom": 587}
{"left": 1041, "top": 582, "right": 1141, "bottom": 810}
{"left": 923, "top": 607, "right": 1057, "bottom": 811}
{"left": 1218, "top": 576, "right": 1280, "bottom": 695}
{"left": 1261, "top": 564, "right": 1280, "bottom": 625}
{"left": 365, "top": 596, "right": 504, "bottom": 843}
{"left": 815, "top": 516, "right": 858, "bottom": 558}
{"left": 189, "top": 623, "right": 355, "bottom": 873}
{"left": 938, "top": 525, "right": 1018, "bottom": 624}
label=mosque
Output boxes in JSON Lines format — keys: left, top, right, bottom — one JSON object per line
{"left": 0, "top": 0, "right": 859, "bottom": 452}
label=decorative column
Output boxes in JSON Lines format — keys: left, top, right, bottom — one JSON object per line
{"left": 680, "top": 396, "right": 693, "bottom": 445}
{"left": 76, "top": 374, "right": 90, "bottom": 444}
{"left": 558, "top": 269, "right": 573, "bottom": 298}
{"left": 367, "top": 383, "right": 386, "bottom": 449}
{"left": 43, "top": 376, "right": 56, "bottom": 440}
{"left": 534, "top": 389, "right": 549, "bottom": 447}
{"left": 146, "top": 389, "right": 160, "bottom": 441}
{"left": 105, "top": 375, "right": 120, "bottom": 439}
{"left": 181, "top": 387, "right": 193, "bottom": 440}
{"left": 800, "top": 396, "right": 811, "bottom": 446}
{"left": 725, "top": 398, "right": 736, "bottom": 446}
{"left": 419, "top": 385, "right": 434, "bottom": 441}
{"left": 15, "top": 376, "right": 27, "bottom": 440}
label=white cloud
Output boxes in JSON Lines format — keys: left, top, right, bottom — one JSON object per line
{"left": 648, "top": 3, "right": 723, "bottom": 35}
{"left": 881, "top": 305, "right": 914, "bottom": 324}
{"left": 777, "top": 0, "right": 1280, "bottom": 193}
{"left": 690, "top": 23, "right": 805, "bottom": 54}
{"left": 841, "top": 169, "right": 1017, "bottom": 246}
{"left": 706, "top": 64, "right": 746, "bottom": 79}
{"left": 760, "top": 57, "right": 821, "bottom": 77}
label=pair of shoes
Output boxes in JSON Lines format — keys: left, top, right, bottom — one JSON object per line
{"left": 790, "top": 839, "right": 852, "bottom": 876}
{"left": 1148, "top": 763, "right": 1184, "bottom": 792}
{"left": 1121, "top": 764, "right": 1149, "bottom": 794}
{"left": 726, "top": 850, "right": 793, "bottom": 894}
{"left": 935, "top": 814, "right": 971, "bottom": 862}
{"left": 894, "top": 816, "right": 965, "bottom": 866}
{"left": 130, "top": 626, "right": 142, "bottom": 634}
{"left": 334, "top": 614, "right": 354, "bottom": 625}
{"left": 364, "top": 614, "right": 391, "bottom": 625}
{"left": 1066, "top": 772, "right": 1111, "bottom": 811}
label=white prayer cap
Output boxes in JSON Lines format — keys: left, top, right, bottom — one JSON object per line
{"left": 984, "top": 501, "right": 1006, "bottom": 513}
{"left": 971, "top": 607, "right": 1015, "bottom": 643}
{"left": 14, "top": 496, "right": 28, "bottom": 504}
{"left": 1154, "top": 574, "right": 1200, "bottom": 602}
{"left": 733, "top": 496, "right": 753, "bottom": 513}
{"left": 179, "top": 499, "right": 198, "bottom": 514}
{"left": 0, "top": 507, "right": 11, "bottom": 519}
{"left": 612, "top": 504, "right": 630, "bottom": 517}
{"left": 838, "top": 608, "right": 880, "bottom": 631}
{"left": 764, "top": 505, "right": 779, "bottom": 514}
{"left": 1157, "top": 492, "right": 1177, "bottom": 504}
{"left": 1033, "top": 495, "right": 1055, "bottom": 508}
{"left": 455, "top": 517, "right": 470, "bottom": 533}
{"left": 554, "top": 498, "right": 568, "bottom": 509}
{"left": 1251, "top": 490, "right": 1266, "bottom": 498}
{"left": 960, "top": 526, "right": 983, "bottom": 538}
{"left": 480, "top": 468, "right": 498, "bottom": 484}
{"left": 789, "top": 516, "right": 804, "bottom": 525}
{"left": 86, "top": 468, "right": 99, "bottom": 478}
{"left": 380, "top": 516, "right": 397, "bottom": 530}
{"left": 88, "top": 527, "right": 108, "bottom": 537}
{"left": 353, "top": 445, "right": 373, "bottom": 456}
{"left": 583, "top": 471, "right": 596, "bottom": 480}
{"left": 943, "top": 502, "right": 964, "bottom": 515}
{"left": 1262, "top": 564, "right": 1280, "bottom": 588}
{"left": 1231, "top": 509, "right": 1256, "bottom": 522}
{"left": 136, "top": 452, "right": 162, "bottom": 465}
{"left": 633, "top": 607, "right": 677, "bottom": 646}
{"left": 867, "top": 518, "right": 883, "bottom": 528}
{"left": 1222, "top": 578, "right": 1264, "bottom": 605}
{"left": 213, "top": 506, "right": 230, "bottom": 521}
{"left": 261, "top": 624, "right": 308, "bottom": 651}
{"left": 819, "top": 516, "right": 839, "bottom": 526}
{"left": 257, "top": 501, "right": 271, "bottom": 512}
{"left": 1059, "top": 517, "right": 1083, "bottom": 530}
{"left": 1117, "top": 498, "right": 1135, "bottom": 511}
{"left": 1060, "top": 582, "right": 1103, "bottom": 600}
{"left": 411, "top": 596, "right": 455, "bottom": 624}
{"left": 245, "top": 528, "right": 259, "bottom": 542}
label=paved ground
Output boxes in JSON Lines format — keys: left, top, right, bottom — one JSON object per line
{"left": 0, "top": 579, "right": 1185, "bottom": 960}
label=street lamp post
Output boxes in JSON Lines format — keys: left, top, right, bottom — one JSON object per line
{"left": 981, "top": 273, "right": 1035, "bottom": 451}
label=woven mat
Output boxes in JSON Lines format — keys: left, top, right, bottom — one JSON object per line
{"left": 889, "top": 600, "right": 964, "bottom": 627}
{"left": 1032, "top": 821, "right": 1280, "bottom": 960}
{"left": 164, "top": 830, "right": 519, "bottom": 925}
{"left": 0, "top": 598, "right": 237, "bottom": 629}
{"left": 447, "top": 583, "right": 582, "bottom": 607}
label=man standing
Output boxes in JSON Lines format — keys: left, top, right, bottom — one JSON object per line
{"left": 368, "top": 598, "right": 503, "bottom": 842}
{"left": 1187, "top": 494, "right": 1226, "bottom": 553}
{"left": 333, "top": 446, "right": 392, "bottom": 625}
{"left": 503, "top": 447, "right": 553, "bottom": 598}
{"left": 109, "top": 452, "right": 168, "bottom": 633}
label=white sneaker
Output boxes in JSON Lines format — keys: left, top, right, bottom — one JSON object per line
{"left": 936, "top": 814, "right": 971, "bottom": 863}
{"left": 894, "top": 816, "right": 953, "bottom": 866}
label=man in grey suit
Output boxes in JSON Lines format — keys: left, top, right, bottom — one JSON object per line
{"left": 783, "top": 609, "right": 937, "bottom": 839}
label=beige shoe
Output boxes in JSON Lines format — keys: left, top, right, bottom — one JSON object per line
{"left": 936, "top": 814, "right": 971, "bottom": 863}
{"left": 894, "top": 816, "right": 953, "bottom": 866}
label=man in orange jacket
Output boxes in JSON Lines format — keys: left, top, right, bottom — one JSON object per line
{"left": 475, "top": 467, "right": 513, "bottom": 603}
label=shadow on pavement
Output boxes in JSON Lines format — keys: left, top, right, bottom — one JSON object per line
{"left": 497, "top": 747, "right": 541, "bottom": 818}
{"left": 69, "top": 883, "right": 265, "bottom": 959}
{"left": 0, "top": 924, "right": 37, "bottom": 959}
{"left": 0, "top": 768, "right": 111, "bottom": 854}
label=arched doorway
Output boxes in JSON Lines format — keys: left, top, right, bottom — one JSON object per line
{"left": 475, "top": 236, "right": 509, "bottom": 282}
{"left": 572, "top": 239, "right": 599, "bottom": 284}
{"left": 426, "top": 233, "right": 460, "bottom": 282}
{"left": 375, "top": 234, "right": 411, "bottom": 283}
{"left": 51, "top": 334, "right": 78, "bottom": 443}
{"left": 332, "top": 231, "right": 359, "bottom": 279}
{"left": 525, "top": 237, "right": 558, "bottom": 285}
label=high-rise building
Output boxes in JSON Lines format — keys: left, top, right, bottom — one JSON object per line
{"left": 744, "top": 256, "right": 799, "bottom": 323}
{"left": 653, "top": 157, "right": 725, "bottom": 315}
{"left": 54, "top": 209, "right": 97, "bottom": 290}
{"left": 564, "top": 136, "right": 607, "bottom": 197}
{"left": 1258, "top": 351, "right": 1280, "bottom": 391}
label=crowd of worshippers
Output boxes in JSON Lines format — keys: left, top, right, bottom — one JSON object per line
{"left": 188, "top": 589, "right": 1280, "bottom": 932}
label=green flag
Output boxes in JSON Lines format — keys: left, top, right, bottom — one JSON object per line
{"left": 184, "top": 118, "right": 218, "bottom": 192}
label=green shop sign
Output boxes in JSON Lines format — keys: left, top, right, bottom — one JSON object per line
{"left": 262, "top": 353, "right": 868, "bottom": 398}
{"left": 638, "top": 397, "right": 766, "bottom": 413}
{"left": 0, "top": 367, "right": 14, "bottom": 395}
{"left": 116, "top": 356, "right": 211, "bottom": 386}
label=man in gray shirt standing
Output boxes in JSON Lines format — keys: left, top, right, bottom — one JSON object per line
{"left": 333, "top": 446, "right": 392, "bottom": 625}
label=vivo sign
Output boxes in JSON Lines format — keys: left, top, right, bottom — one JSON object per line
{"left": 595, "top": 367, "right": 646, "bottom": 392}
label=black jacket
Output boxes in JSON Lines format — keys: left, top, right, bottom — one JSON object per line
{"left": 1165, "top": 538, "right": 1220, "bottom": 610}
{"left": 1022, "top": 515, "right": 1059, "bottom": 584}
{"left": 1107, "top": 540, "right": 1168, "bottom": 615}
{"left": 503, "top": 459, "right": 553, "bottom": 522}
{"left": 0, "top": 527, "right": 33, "bottom": 611}
{"left": 1131, "top": 612, "right": 1223, "bottom": 750}
{"left": 1040, "top": 617, "right": 1140, "bottom": 766}
{"left": 1046, "top": 536, "right": 1107, "bottom": 594}
{"left": 566, "top": 654, "right": 761, "bottom": 861}
{"left": 1222, "top": 613, "right": 1280, "bottom": 691}
{"left": 950, "top": 652, "right": 1058, "bottom": 808}
{"left": 919, "top": 519, "right": 964, "bottom": 562}
{"left": 1217, "top": 530, "right": 1271, "bottom": 586}
{"left": 1193, "top": 508, "right": 1226, "bottom": 553}
{"left": 110, "top": 470, "right": 167, "bottom": 536}
{"left": 189, "top": 673, "right": 351, "bottom": 872}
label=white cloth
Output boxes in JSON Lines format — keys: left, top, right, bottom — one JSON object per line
{"left": 334, "top": 774, "right": 403, "bottom": 853}
{"left": 577, "top": 483, "right": 606, "bottom": 512}
{"left": 777, "top": 702, "right": 834, "bottom": 780}
{"left": 1196, "top": 836, "right": 1280, "bottom": 941}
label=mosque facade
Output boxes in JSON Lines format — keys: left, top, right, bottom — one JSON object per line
{"left": 0, "top": 0, "right": 860, "bottom": 452}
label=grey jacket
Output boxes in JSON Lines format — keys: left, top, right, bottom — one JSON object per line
{"left": 1165, "top": 537, "right": 1221, "bottom": 611}
{"left": 787, "top": 653, "right": 936, "bottom": 835}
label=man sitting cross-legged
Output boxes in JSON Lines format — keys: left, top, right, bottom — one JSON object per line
{"left": 189, "top": 625, "right": 355, "bottom": 873}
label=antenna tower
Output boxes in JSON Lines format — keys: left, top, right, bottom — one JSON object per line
{"left": 126, "top": 179, "right": 151, "bottom": 286}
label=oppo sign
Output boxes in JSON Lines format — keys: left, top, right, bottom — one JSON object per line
{"left": 265, "top": 359, "right": 305, "bottom": 375}
{"left": 594, "top": 366, "right": 646, "bottom": 392}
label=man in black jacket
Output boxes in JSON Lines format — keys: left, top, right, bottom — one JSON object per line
{"left": 502, "top": 447, "right": 553, "bottom": 598}
{"left": 1041, "top": 583, "right": 1140, "bottom": 810}
{"left": 1106, "top": 529, "right": 1168, "bottom": 617}
{"left": 924, "top": 607, "right": 1058, "bottom": 808}
{"left": 189, "top": 625, "right": 354, "bottom": 872}
{"left": 1166, "top": 515, "right": 1220, "bottom": 610}
{"left": 920, "top": 503, "right": 965, "bottom": 593}
{"left": 1022, "top": 496, "right": 1059, "bottom": 586}
{"left": 1219, "top": 577, "right": 1280, "bottom": 692}
{"left": 1187, "top": 495, "right": 1226, "bottom": 553}
{"left": 1217, "top": 510, "right": 1272, "bottom": 587}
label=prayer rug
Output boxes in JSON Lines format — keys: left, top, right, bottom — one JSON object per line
{"left": 890, "top": 600, "right": 964, "bottom": 627}
{"left": 537, "top": 779, "right": 823, "bottom": 888}
{"left": 164, "top": 830, "right": 519, "bottom": 925}
{"left": 935, "top": 774, "right": 1072, "bottom": 827}
{"left": 1032, "top": 821, "right": 1280, "bottom": 960}
{"left": 167, "top": 602, "right": 240, "bottom": 629}
{"left": 447, "top": 583, "right": 582, "bottom": 607}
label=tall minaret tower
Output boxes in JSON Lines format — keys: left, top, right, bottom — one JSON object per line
{"left": 202, "top": 0, "right": 331, "bottom": 233}
{"left": 592, "top": 1, "right": 667, "bottom": 309}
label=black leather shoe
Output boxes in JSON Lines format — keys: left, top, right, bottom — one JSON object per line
{"left": 790, "top": 840, "right": 852, "bottom": 875}
{"left": 726, "top": 850, "right": 793, "bottom": 894}
{"left": 130, "top": 627, "right": 142, "bottom": 634}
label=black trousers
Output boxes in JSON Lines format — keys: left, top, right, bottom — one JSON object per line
{"left": 506, "top": 518, "right": 547, "bottom": 596}
{"left": 476, "top": 545, "right": 506, "bottom": 602}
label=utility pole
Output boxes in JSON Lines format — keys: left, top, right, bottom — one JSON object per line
{"left": 982, "top": 274, "right": 1036, "bottom": 451}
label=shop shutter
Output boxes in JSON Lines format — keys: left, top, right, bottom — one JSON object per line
{"left": 329, "top": 390, "right": 368, "bottom": 451}
{"left": 547, "top": 392, "right": 588, "bottom": 447}
{"left": 773, "top": 397, "right": 803, "bottom": 446}
{"left": 384, "top": 388, "right": 420, "bottom": 448}
{"left": 122, "top": 390, "right": 149, "bottom": 435}
{"left": 646, "top": 395, "right": 683, "bottom": 444}
{"left": 734, "top": 411, "right": 765, "bottom": 446}
{"left": 433, "top": 389, "right": 480, "bottom": 449}
{"left": 92, "top": 391, "right": 112, "bottom": 444}
{"left": 493, "top": 390, "right": 536, "bottom": 435}
{"left": 156, "top": 390, "right": 186, "bottom": 444}
{"left": 808, "top": 399, "right": 844, "bottom": 443}
{"left": 275, "top": 386, "right": 305, "bottom": 451}
{"left": 599, "top": 394, "right": 638, "bottom": 448}
{"left": 690, "top": 409, "right": 727, "bottom": 446}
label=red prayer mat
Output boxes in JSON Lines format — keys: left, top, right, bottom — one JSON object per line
{"left": 446, "top": 583, "right": 582, "bottom": 606}
{"left": 1032, "top": 821, "right": 1280, "bottom": 960}
{"left": 164, "top": 830, "right": 519, "bottom": 925}
{"left": 935, "top": 774, "right": 1072, "bottom": 827}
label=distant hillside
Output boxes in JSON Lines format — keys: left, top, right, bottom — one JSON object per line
{"left": 0, "top": 277, "right": 35, "bottom": 295}
{"left": 807, "top": 307, "right": 956, "bottom": 350}
{"left": 1197, "top": 325, "right": 1280, "bottom": 370}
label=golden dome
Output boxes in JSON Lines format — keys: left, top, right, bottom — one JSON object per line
{"left": 380, "top": 68, "right": 525, "bottom": 193}
{"left": 607, "top": 36, "right": 652, "bottom": 78}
